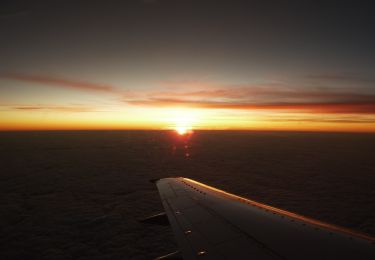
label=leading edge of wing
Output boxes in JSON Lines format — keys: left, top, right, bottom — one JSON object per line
{"left": 182, "top": 177, "right": 374, "bottom": 242}
{"left": 153, "top": 177, "right": 374, "bottom": 259}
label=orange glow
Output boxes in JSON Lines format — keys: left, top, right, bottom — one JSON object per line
{"left": 0, "top": 105, "right": 375, "bottom": 133}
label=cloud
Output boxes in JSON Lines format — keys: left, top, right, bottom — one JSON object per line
{"left": 1, "top": 73, "right": 118, "bottom": 92}
{"left": 12, "top": 105, "right": 95, "bottom": 113}
{"left": 4, "top": 74, "right": 375, "bottom": 115}
{"left": 126, "top": 82, "right": 375, "bottom": 114}
{"left": 128, "top": 98, "right": 375, "bottom": 114}
{"left": 149, "top": 85, "right": 375, "bottom": 102}
{"left": 307, "top": 73, "right": 375, "bottom": 84}
{"left": 268, "top": 117, "right": 375, "bottom": 124}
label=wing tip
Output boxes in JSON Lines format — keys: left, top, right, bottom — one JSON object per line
{"left": 150, "top": 177, "right": 185, "bottom": 184}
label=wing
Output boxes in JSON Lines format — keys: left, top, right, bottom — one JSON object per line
{"left": 154, "top": 177, "right": 375, "bottom": 260}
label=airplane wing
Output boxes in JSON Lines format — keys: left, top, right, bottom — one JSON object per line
{"left": 153, "top": 177, "right": 374, "bottom": 259}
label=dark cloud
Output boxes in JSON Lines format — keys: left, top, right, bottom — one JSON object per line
{"left": 126, "top": 82, "right": 375, "bottom": 114}
{"left": 13, "top": 105, "right": 94, "bottom": 112}
{"left": 150, "top": 84, "right": 375, "bottom": 103}
{"left": 1, "top": 73, "right": 118, "bottom": 92}
{"left": 307, "top": 73, "right": 375, "bottom": 84}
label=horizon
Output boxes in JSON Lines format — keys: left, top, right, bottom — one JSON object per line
{"left": 2, "top": 128, "right": 375, "bottom": 135}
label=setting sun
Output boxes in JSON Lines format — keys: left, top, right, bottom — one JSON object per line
{"left": 166, "top": 108, "right": 199, "bottom": 134}
{"left": 175, "top": 126, "right": 191, "bottom": 135}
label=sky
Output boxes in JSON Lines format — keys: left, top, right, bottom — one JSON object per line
{"left": 1, "top": 0, "right": 375, "bottom": 132}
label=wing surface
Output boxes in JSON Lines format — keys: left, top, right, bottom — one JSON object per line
{"left": 154, "top": 177, "right": 374, "bottom": 259}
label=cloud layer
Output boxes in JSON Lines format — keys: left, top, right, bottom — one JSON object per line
{"left": 12, "top": 105, "right": 95, "bottom": 113}
{"left": 3, "top": 74, "right": 375, "bottom": 115}
{"left": 127, "top": 82, "right": 375, "bottom": 114}
{"left": 1, "top": 73, "right": 117, "bottom": 92}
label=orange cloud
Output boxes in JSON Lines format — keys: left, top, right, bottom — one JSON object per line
{"left": 128, "top": 98, "right": 375, "bottom": 114}
{"left": 150, "top": 84, "right": 375, "bottom": 102}
{"left": 4, "top": 74, "right": 375, "bottom": 115}
{"left": 126, "top": 82, "right": 375, "bottom": 114}
{"left": 267, "top": 117, "right": 375, "bottom": 124}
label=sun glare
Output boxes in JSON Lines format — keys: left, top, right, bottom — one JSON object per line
{"left": 168, "top": 109, "right": 197, "bottom": 135}
{"left": 175, "top": 125, "right": 192, "bottom": 135}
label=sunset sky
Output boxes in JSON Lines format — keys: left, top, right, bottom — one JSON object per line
{"left": 1, "top": 0, "right": 375, "bottom": 132}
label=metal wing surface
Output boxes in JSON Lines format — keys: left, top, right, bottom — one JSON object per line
{"left": 154, "top": 177, "right": 374, "bottom": 260}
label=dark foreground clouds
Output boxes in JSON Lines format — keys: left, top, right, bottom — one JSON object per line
{"left": 0, "top": 131, "right": 374, "bottom": 259}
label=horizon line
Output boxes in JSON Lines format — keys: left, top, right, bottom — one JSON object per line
{"left": 1, "top": 128, "right": 375, "bottom": 134}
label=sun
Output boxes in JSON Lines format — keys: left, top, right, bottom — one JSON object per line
{"left": 175, "top": 125, "right": 191, "bottom": 135}
{"left": 168, "top": 108, "right": 197, "bottom": 135}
